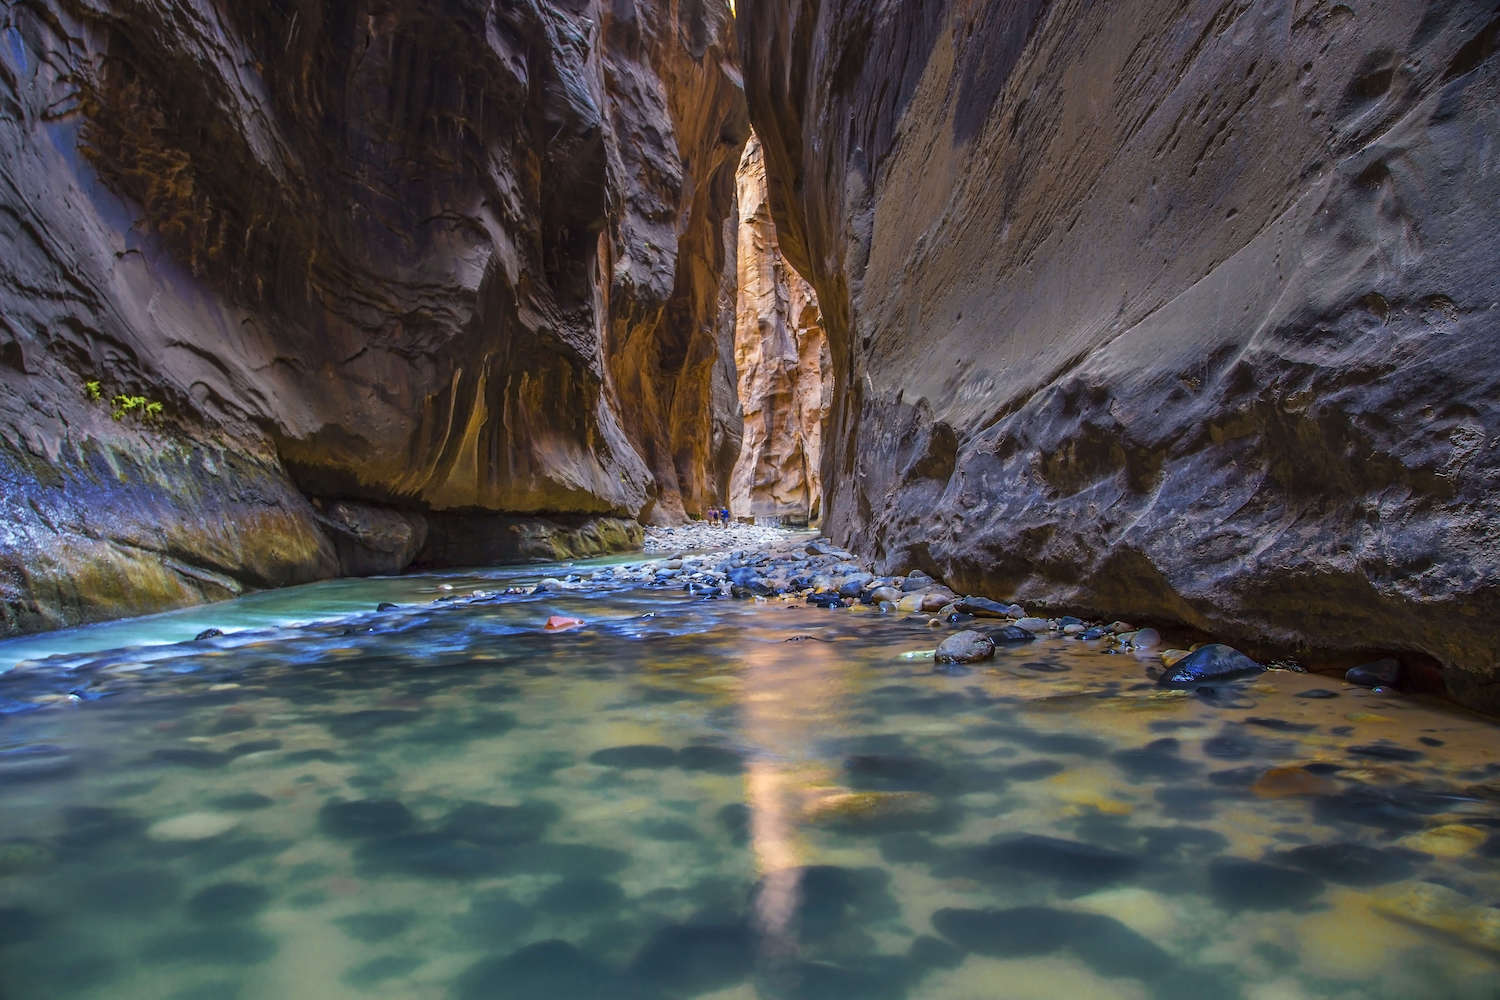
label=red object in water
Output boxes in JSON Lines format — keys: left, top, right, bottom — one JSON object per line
{"left": 544, "top": 615, "right": 584, "bottom": 632}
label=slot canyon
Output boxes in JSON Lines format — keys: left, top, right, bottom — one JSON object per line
{"left": 2, "top": 2, "right": 1500, "bottom": 995}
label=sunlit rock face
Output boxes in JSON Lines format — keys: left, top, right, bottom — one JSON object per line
{"left": 729, "top": 133, "right": 830, "bottom": 522}
{"left": 739, "top": 1, "right": 1500, "bottom": 709}
{"left": 0, "top": 0, "right": 746, "bottom": 633}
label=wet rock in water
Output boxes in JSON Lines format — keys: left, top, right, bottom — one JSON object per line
{"left": 717, "top": 803, "right": 751, "bottom": 846}
{"left": 1013, "top": 617, "right": 1050, "bottom": 633}
{"left": 1244, "top": 717, "right": 1316, "bottom": 733}
{"left": 843, "top": 752, "right": 950, "bottom": 792}
{"left": 1273, "top": 842, "right": 1421, "bottom": 887}
{"left": 1347, "top": 741, "right": 1423, "bottom": 762}
{"left": 56, "top": 805, "right": 146, "bottom": 850}
{"left": 150, "top": 747, "right": 232, "bottom": 769}
{"left": 965, "top": 834, "right": 1141, "bottom": 889}
{"left": 630, "top": 920, "right": 755, "bottom": 994}
{"left": 319, "top": 799, "right": 416, "bottom": 839}
{"left": 955, "top": 596, "right": 1012, "bottom": 618}
{"left": 1126, "top": 628, "right": 1162, "bottom": 649}
{"left": 1367, "top": 881, "right": 1500, "bottom": 955}
{"left": 356, "top": 833, "right": 502, "bottom": 878}
{"left": 1003, "top": 760, "right": 1066, "bottom": 782}
{"left": 337, "top": 910, "right": 416, "bottom": 943}
{"left": 326, "top": 709, "right": 422, "bottom": 740}
{"left": 1312, "top": 787, "right": 1431, "bottom": 834}
{"left": 543, "top": 615, "right": 585, "bottom": 632}
{"left": 838, "top": 577, "right": 870, "bottom": 598}
{"left": 1207, "top": 857, "right": 1324, "bottom": 911}
{"left": 807, "top": 591, "right": 844, "bottom": 608}
{"left": 676, "top": 744, "right": 744, "bottom": 774}
{"left": 0, "top": 744, "right": 78, "bottom": 783}
{"left": 452, "top": 891, "right": 534, "bottom": 943}
{"left": 760, "top": 959, "right": 911, "bottom": 1000}
{"left": 1297, "top": 688, "right": 1340, "bottom": 699}
{"left": 187, "top": 882, "right": 272, "bottom": 922}
{"left": 1250, "top": 766, "right": 1337, "bottom": 799}
{"left": 908, "top": 933, "right": 966, "bottom": 973}
{"left": 0, "top": 904, "right": 47, "bottom": 943}
{"left": 229, "top": 739, "right": 282, "bottom": 756}
{"left": 1398, "top": 823, "right": 1488, "bottom": 858}
{"left": 752, "top": 864, "right": 898, "bottom": 942}
{"left": 989, "top": 625, "right": 1038, "bottom": 644}
{"left": 194, "top": 628, "right": 225, "bottom": 641}
{"left": 1346, "top": 657, "right": 1401, "bottom": 688}
{"left": 148, "top": 812, "right": 239, "bottom": 842}
{"left": 502, "top": 841, "right": 631, "bottom": 878}
{"left": 1202, "top": 733, "right": 1263, "bottom": 761}
{"left": 931, "top": 906, "right": 1172, "bottom": 980}
{"left": 1021, "top": 659, "right": 1069, "bottom": 673}
{"left": 537, "top": 876, "right": 625, "bottom": 916}
{"left": 589, "top": 744, "right": 679, "bottom": 769}
{"left": 376, "top": 602, "right": 399, "bottom": 612}
{"left": 343, "top": 955, "right": 423, "bottom": 988}
{"left": 454, "top": 939, "right": 648, "bottom": 1000}
{"left": 934, "top": 630, "right": 995, "bottom": 665}
{"left": 633, "top": 817, "right": 701, "bottom": 842}
{"left": 901, "top": 570, "right": 936, "bottom": 591}
{"left": 802, "top": 790, "right": 949, "bottom": 833}
{"left": 1111, "top": 738, "right": 1197, "bottom": 781}
{"left": 142, "top": 926, "right": 279, "bottom": 965}
{"left": 90, "top": 867, "right": 184, "bottom": 914}
{"left": 441, "top": 800, "right": 559, "bottom": 846}
{"left": 1156, "top": 644, "right": 1264, "bottom": 687}
{"left": 867, "top": 586, "right": 903, "bottom": 604}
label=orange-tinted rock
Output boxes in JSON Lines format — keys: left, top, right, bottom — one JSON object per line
{"left": 1252, "top": 766, "right": 1338, "bottom": 800}
{"left": 0, "top": 0, "right": 746, "bottom": 632}
{"left": 729, "top": 133, "right": 830, "bottom": 522}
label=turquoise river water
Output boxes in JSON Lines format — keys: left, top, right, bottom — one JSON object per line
{"left": 1, "top": 554, "right": 1499, "bottom": 999}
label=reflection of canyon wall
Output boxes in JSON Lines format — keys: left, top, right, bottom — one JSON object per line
{"left": 740, "top": 1, "right": 1500, "bottom": 710}
{"left": 730, "top": 134, "right": 830, "bottom": 521}
{"left": 0, "top": 0, "right": 746, "bottom": 634}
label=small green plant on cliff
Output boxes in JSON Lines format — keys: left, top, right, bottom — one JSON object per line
{"left": 83, "top": 377, "right": 166, "bottom": 423}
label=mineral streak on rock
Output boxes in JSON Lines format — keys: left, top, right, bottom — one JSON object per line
{"left": 729, "top": 131, "right": 831, "bottom": 522}
{"left": 0, "top": 0, "right": 746, "bottom": 632}
{"left": 739, "top": 0, "right": 1500, "bottom": 710}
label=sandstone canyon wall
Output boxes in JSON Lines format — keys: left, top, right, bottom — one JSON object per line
{"left": 729, "top": 132, "right": 830, "bottom": 522}
{"left": 740, "top": 1, "right": 1500, "bottom": 708}
{"left": 0, "top": 0, "right": 746, "bottom": 634}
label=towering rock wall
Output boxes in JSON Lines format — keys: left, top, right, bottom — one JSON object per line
{"left": 739, "top": 1, "right": 1500, "bottom": 709}
{"left": 730, "top": 133, "right": 830, "bottom": 521}
{"left": 0, "top": 0, "right": 746, "bottom": 634}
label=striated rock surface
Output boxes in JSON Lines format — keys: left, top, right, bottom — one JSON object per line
{"left": 740, "top": 1, "right": 1500, "bottom": 709}
{"left": 0, "top": 0, "right": 745, "bottom": 633}
{"left": 729, "top": 132, "right": 830, "bottom": 522}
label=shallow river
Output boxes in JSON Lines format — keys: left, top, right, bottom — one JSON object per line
{"left": 2, "top": 555, "right": 1499, "bottom": 999}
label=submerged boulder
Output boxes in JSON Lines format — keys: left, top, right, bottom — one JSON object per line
{"left": 934, "top": 630, "right": 996, "bottom": 665}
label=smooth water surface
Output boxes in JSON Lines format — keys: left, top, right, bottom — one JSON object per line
{"left": 2, "top": 561, "right": 1499, "bottom": 999}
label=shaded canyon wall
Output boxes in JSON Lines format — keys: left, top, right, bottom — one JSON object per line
{"left": 739, "top": 1, "right": 1500, "bottom": 708}
{"left": 0, "top": 0, "right": 747, "bottom": 634}
{"left": 729, "top": 132, "right": 830, "bottom": 522}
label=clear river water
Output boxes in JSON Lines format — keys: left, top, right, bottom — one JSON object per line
{"left": 2, "top": 553, "right": 1499, "bottom": 999}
